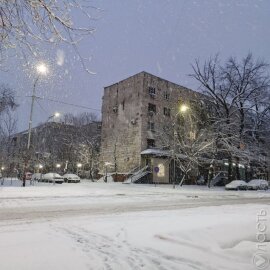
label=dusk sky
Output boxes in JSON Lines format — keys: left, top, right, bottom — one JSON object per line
{"left": 1, "top": 0, "right": 270, "bottom": 131}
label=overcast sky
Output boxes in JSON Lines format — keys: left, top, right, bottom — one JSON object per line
{"left": 1, "top": 0, "right": 270, "bottom": 131}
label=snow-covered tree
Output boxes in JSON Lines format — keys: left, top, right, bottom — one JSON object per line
{"left": 0, "top": 0, "right": 97, "bottom": 70}
{"left": 0, "top": 85, "right": 17, "bottom": 175}
{"left": 190, "top": 54, "right": 270, "bottom": 181}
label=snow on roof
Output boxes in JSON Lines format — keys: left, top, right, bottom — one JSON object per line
{"left": 141, "top": 148, "right": 186, "bottom": 159}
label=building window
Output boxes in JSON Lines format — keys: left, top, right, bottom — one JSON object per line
{"left": 148, "top": 121, "right": 155, "bottom": 132}
{"left": 164, "top": 91, "right": 170, "bottom": 100}
{"left": 147, "top": 139, "right": 155, "bottom": 148}
{"left": 148, "top": 86, "right": 156, "bottom": 97}
{"left": 163, "top": 107, "right": 171, "bottom": 117}
{"left": 148, "top": 103, "right": 156, "bottom": 114}
{"left": 113, "top": 105, "right": 118, "bottom": 113}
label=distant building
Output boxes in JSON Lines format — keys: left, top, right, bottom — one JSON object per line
{"left": 9, "top": 121, "right": 101, "bottom": 174}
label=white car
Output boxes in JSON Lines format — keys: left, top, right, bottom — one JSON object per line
{"left": 32, "top": 173, "right": 43, "bottom": 181}
{"left": 62, "top": 173, "right": 81, "bottom": 183}
{"left": 42, "top": 173, "right": 64, "bottom": 184}
{"left": 247, "top": 179, "right": 269, "bottom": 190}
{"left": 225, "top": 180, "right": 247, "bottom": 190}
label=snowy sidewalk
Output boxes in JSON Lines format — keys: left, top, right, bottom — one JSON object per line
{"left": 0, "top": 204, "right": 269, "bottom": 270}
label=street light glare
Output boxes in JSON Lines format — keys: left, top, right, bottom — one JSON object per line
{"left": 36, "top": 63, "right": 48, "bottom": 75}
{"left": 180, "top": 104, "right": 189, "bottom": 113}
{"left": 54, "top": 112, "right": 60, "bottom": 118}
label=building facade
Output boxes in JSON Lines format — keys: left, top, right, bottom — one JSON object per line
{"left": 99, "top": 71, "right": 207, "bottom": 182}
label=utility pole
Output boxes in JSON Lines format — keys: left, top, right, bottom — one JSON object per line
{"left": 173, "top": 124, "right": 176, "bottom": 189}
{"left": 27, "top": 77, "right": 39, "bottom": 150}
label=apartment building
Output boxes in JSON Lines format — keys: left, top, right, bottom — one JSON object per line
{"left": 99, "top": 71, "right": 206, "bottom": 182}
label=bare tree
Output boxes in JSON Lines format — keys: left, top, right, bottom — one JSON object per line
{"left": 0, "top": 0, "right": 98, "bottom": 70}
{"left": 190, "top": 54, "right": 270, "bottom": 181}
{"left": 0, "top": 85, "right": 17, "bottom": 177}
{"left": 0, "top": 85, "right": 17, "bottom": 113}
{"left": 159, "top": 100, "right": 216, "bottom": 186}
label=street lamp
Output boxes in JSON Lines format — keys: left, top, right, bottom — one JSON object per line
{"left": 47, "top": 112, "right": 61, "bottom": 122}
{"left": 36, "top": 63, "right": 48, "bottom": 75}
{"left": 56, "top": 163, "right": 61, "bottom": 169}
{"left": 179, "top": 104, "right": 189, "bottom": 113}
{"left": 104, "top": 162, "right": 113, "bottom": 183}
{"left": 76, "top": 163, "right": 82, "bottom": 175}
{"left": 27, "top": 62, "right": 49, "bottom": 150}
{"left": 173, "top": 103, "right": 189, "bottom": 189}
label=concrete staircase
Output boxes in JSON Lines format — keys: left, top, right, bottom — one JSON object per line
{"left": 123, "top": 165, "right": 150, "bottom": 184}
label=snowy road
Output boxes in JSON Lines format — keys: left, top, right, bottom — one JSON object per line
{"left": 0, "top": 182, "right": 270, "bottom": 270}
{"left": 0, "top": 193, "right": 270, "bottom": 222}
{"left": 0, "top": 181, "right": 269, "bottom": 222}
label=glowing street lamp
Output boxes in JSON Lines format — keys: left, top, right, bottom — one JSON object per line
{"left": 27, "top": 62, "right": 49, "bottom": 150}
{"left": 179, "top": 104, "right": 189, "bottom": 113}
{"left": 76, "top": 163, "right": 82, "bottom": 175}
{"left": 47, "top": 112, "right": 61, "bottom": 122}
{"left": 54, "top": 112, "right": 60, "bottom": 118}
{"left": 56, "top": 164, "right": 61, "bottom": 169}
{"left": 172, "top": 103, "right": 190, "bottom": 189}
{"left": 77, "top": 163, "right": 82, "bottom": 168}
{"left": 36, "top": 63, "right": 49, "bottom": 75}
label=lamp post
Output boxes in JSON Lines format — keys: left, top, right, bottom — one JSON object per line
{"left": 172, "top": 104, "right": 189, "bottom": 189}
{"left": 0, "top": 167, "right": 4, "bottom": 185}
{"left": 104, "top": 162, "right": 113, "bottom": 183}
{"left": 27, "top": 63, "right": 48, "bottom": 150}
{"left": 77, "top": 163, "right": 82, "bottom": 175}
{"left": 47, "top": 112, "right": 60, "bottom": 123}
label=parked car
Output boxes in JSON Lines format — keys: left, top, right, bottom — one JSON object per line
{"left": 62, "top": 173, "right": 81, "bottom": 183}
{"left": 42, "top": 173, "right": 64, "bottom": 184}
{"left": 225, "top": 180, "right": 247, "bottom": 190}
{"left": 247, "top": 179, "right": 269, "bottom": 190}
{"left": 32, "top": 173, "right": 43, "bottom": 182}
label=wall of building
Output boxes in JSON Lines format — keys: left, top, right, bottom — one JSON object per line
{"left": 100, "top": 73, "right": 145, "bottom": 174}
{"left": 140, "top": 72, "right": 205, "bottom": 152}
{"left": 99, "top": 71, "right": 206, "bottom": 175}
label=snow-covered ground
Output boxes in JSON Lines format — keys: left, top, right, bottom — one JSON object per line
{"left": 0, "top": 181, "right": 269, "bottom": 270}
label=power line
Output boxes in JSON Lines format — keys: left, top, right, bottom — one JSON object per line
{"left": 25, "top": 95, "right": 101, "bottom": 112}
{"left": 36, "top": 99, "right": 49, "bottom": 114}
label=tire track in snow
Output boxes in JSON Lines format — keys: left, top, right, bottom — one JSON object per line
{"left": 54, "top": 225, "right": 218, "bottom": 270}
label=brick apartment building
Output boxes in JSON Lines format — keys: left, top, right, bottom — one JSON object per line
{"left": 99, "top": 71, "right": 208, "bottom": 183}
